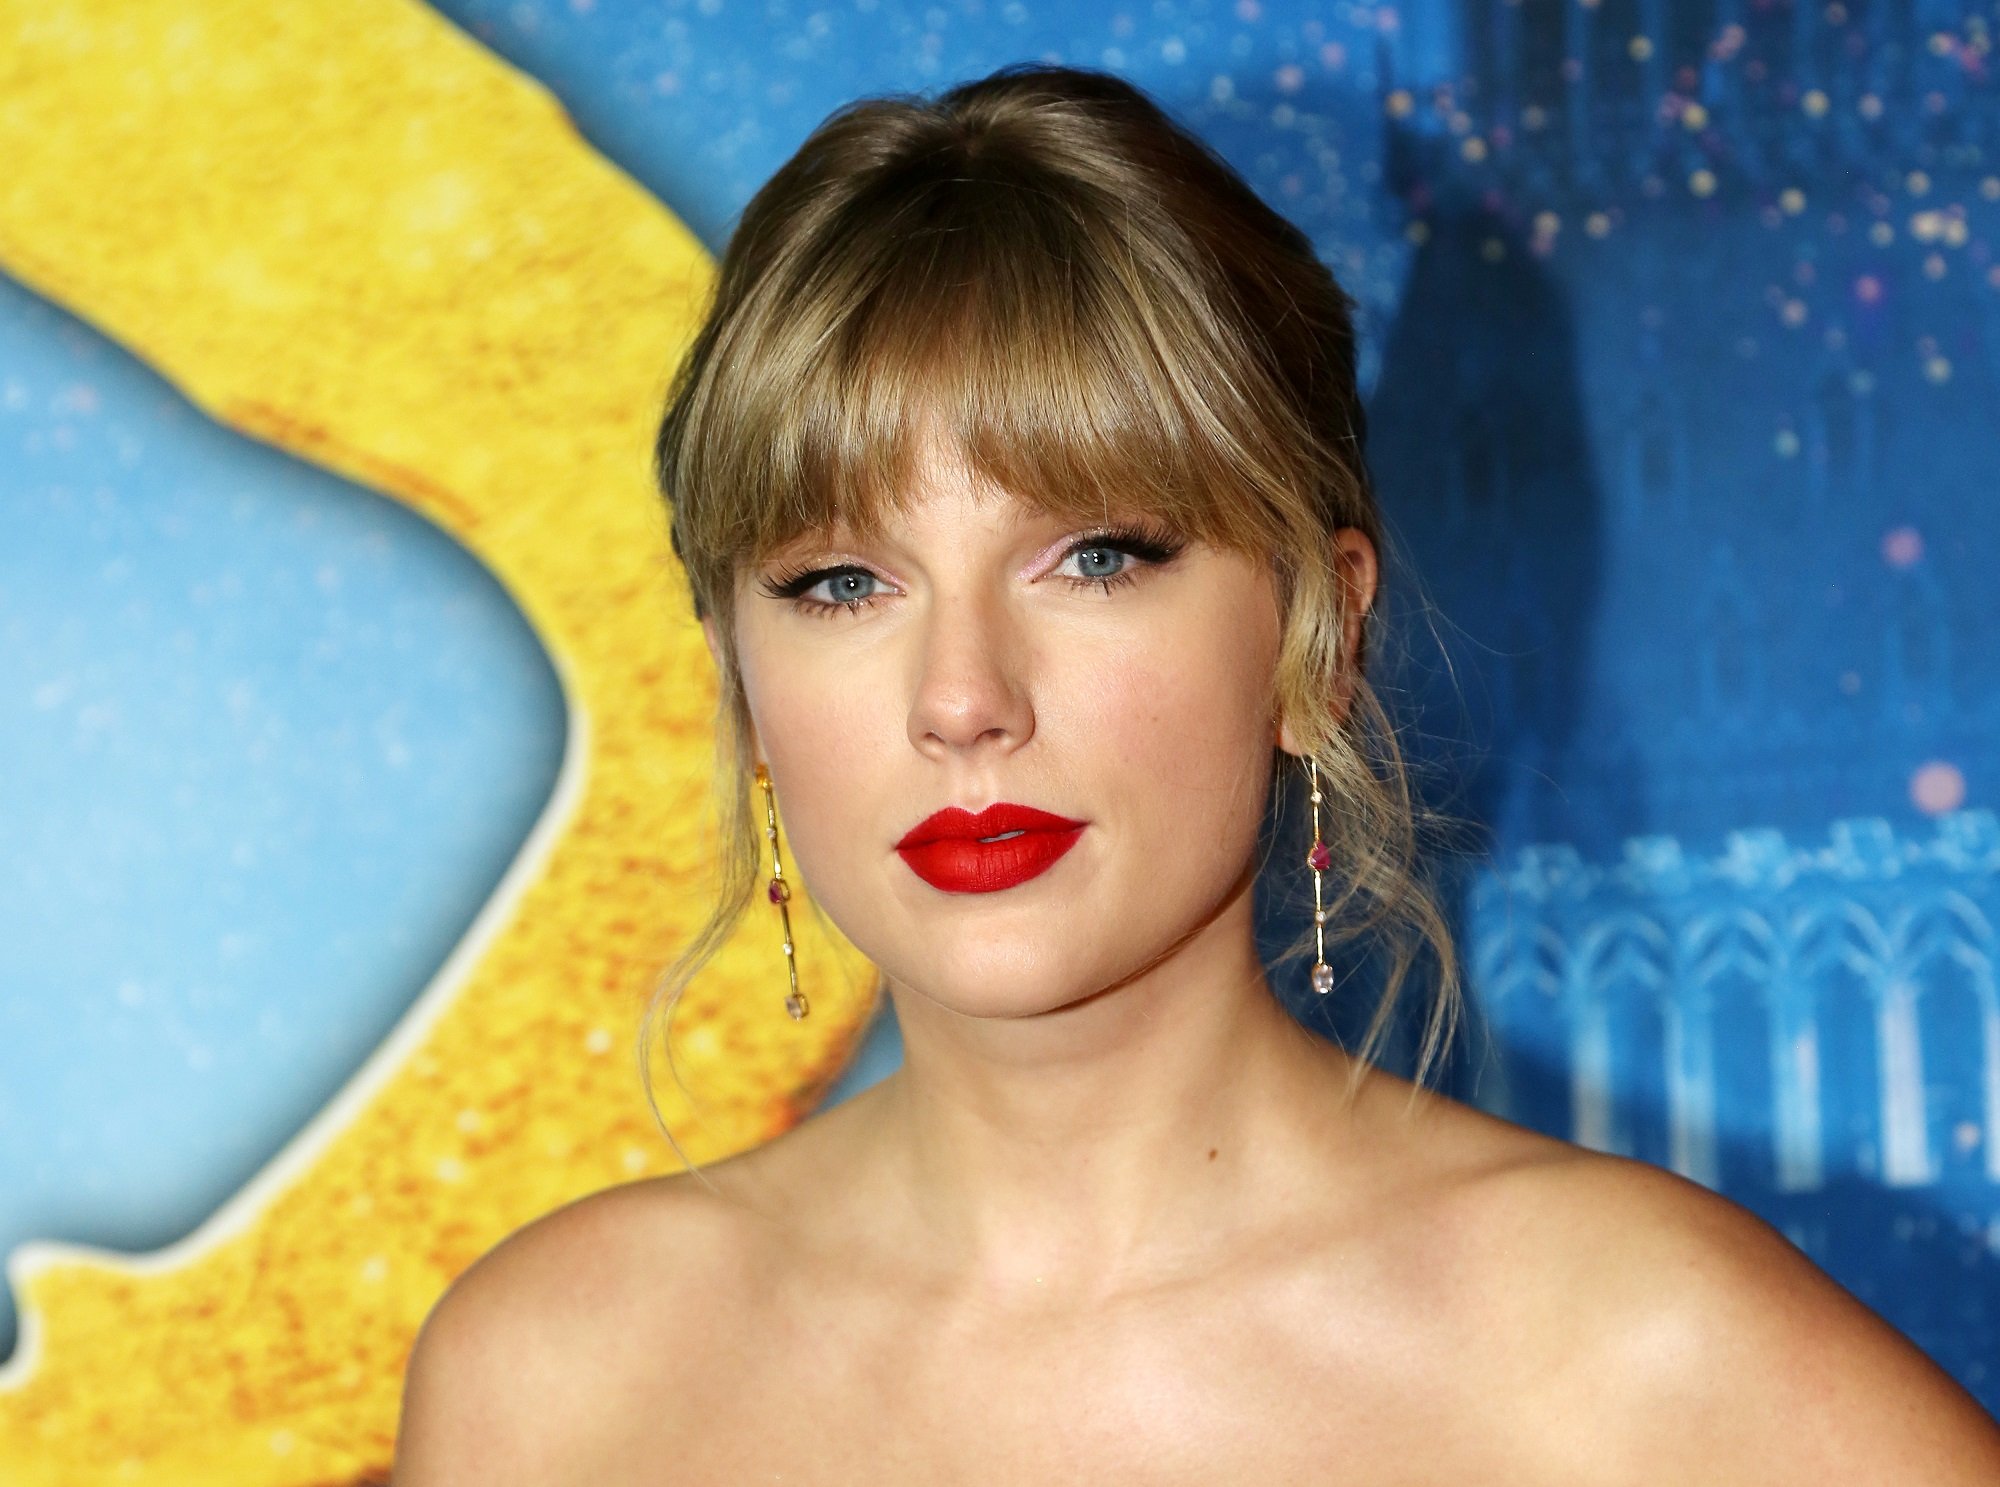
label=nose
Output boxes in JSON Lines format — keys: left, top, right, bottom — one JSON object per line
{"left": 906, "top": 583, "right": 1036, "bottom": 757}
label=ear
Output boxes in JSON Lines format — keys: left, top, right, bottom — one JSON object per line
{"left": 1275, "top": 527, "right": 1379, "bottom": 756}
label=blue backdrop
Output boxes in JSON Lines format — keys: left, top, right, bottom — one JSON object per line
{"left": 3, "top": 0, "right": 1995, "bottom": 1413}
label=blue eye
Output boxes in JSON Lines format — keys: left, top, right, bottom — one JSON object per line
{"left": 756, "top": 523, "right": 1186, "bottom": 617}
{"left": 760, "top": 564, "right": 885, "bottom": 616}
{"left": 804, "top": 570, "right": 880, "bottom": 608}
{"left": 1055, "top": 526, "right": 1185, "bottom": 595}
{"left": 1060, "top": 543, "right": 1133, "bottom": 584}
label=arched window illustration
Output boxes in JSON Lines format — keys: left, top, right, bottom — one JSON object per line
{"left": 1877, "top": 971, "right": 1933, "bottom": 1187}
{"left": 1486, "top": 919, "right": 1571, "bottom": 1139}
{"left": 1905, "top": 893, "right": 1999, "bottom": 1186}
{"left": 1631, "top": 0, "right": 1669, "bottom": 119}
{"left": 1561, "top": 0, "right": 1599, "bottom": 188}
{"left": 1805, "top": 358, "right": 1876, "bottom": 508}
{"left": 1912, "top": 0, "right": 1969, "bottom": 111}
{"left": 1882, "top": 564, "right": 1953, "bottom": 719}
{"left": 1663, "top": 978, "right": 1718, "bottom": 1187}
{"left": 1621, "top": 381, "right": 1687, "bottom": 522}
{"left": 1797, "top": 901, "right": 1893, "bottom": 1184}
{"left": 1688, "top": 909, "right": 1782, "bottom": 1194}
{"left": 1576, "top": 914, "right": 1674, "bottom": 1166}
{"left": 1769, "top": 977, "right": 1824, "bottom": 1195}
{"left": 1504, "top": 568, "right": 1561, "bottom": 724}
{"left": 1981, "top": 289, "right": 2000, "bottom": 387}
{"left": 1696, "top": 545, "right": 1766, "bottom": 724}
{"left": 1447, "top": 403, "right": 1507, "bottom": 532}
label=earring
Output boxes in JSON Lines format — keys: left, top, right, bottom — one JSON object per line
{"left": 1306, "top": 757, "right": 1335, "bottom": 996}
{"left": 755, "top": 762, "right": 808, "bottom": 1021}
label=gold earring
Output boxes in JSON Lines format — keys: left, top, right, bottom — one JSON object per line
{"left": 755, "top": 762, "right": 808, "bottom": 1021}
{"left": 1306, "top": 757, "right": 1334, "bottom": 997}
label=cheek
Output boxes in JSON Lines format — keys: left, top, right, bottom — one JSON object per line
{"left": 741, "top": 652, "right": 892, "bottom": 881}
{"left": 1082, "top": 605, "right": 1276, "bottom": 771}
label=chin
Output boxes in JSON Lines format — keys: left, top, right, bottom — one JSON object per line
{"left": 885, "top": 951, "right": 1105, "bottom": 1019}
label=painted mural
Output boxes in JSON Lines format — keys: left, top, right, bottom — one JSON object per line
{"left": 2, "top": 0, "right": 1995, "bottom": 1480}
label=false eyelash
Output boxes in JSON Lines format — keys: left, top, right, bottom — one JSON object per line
{"left": 759, "top": 521, "right": 1189, "bottom": 617}
{"left": 1060, "top": 522, "right": 1187, "bottom": 597}
{"left": 758, "top": 562, "right": 877, "bottom": 613}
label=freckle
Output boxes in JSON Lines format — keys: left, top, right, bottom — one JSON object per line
{"left": 1208, "top": 1148, "right": 1218, "bottom": 1161}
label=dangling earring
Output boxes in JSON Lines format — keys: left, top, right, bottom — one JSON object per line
{"left": 1305, "top": 757, "right": 1335, "bottom": 996}
{"left": 755, "top": 762, "right": 808, "bottom": 1021}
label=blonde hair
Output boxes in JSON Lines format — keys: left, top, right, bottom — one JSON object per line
{"left": 643, "top": 62, "right": 1466, "bottom": 1152}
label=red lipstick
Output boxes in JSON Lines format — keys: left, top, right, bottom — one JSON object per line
{"left": 895, "top": 802, "right": 1088, "bottom": 894}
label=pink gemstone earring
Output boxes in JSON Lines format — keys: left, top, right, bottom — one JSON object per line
{"left": 755, "top": 762, "right": 808, "bottom": 1021}
{"left": 1306, "top": 757, "right": 1335, "bottom": 996}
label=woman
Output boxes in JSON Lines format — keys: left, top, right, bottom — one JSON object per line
{"left": 393, "top": 64, "right": 2000, "bottom": 1483}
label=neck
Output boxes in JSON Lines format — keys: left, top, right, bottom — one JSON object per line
{"left": 860, "top": 872, "right": 1374, "bottom": 1309}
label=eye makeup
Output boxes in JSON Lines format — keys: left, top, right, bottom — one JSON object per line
{"left": 756, "top": 519, "right": 1188, "bottom": 618}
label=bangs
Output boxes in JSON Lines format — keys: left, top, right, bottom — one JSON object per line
{"left": 671, "top": 160, "right": 1314, "bottom": 586}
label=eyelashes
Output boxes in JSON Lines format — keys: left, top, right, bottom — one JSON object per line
{"left": 757, "top": 522, "right": 1189, "bottom": 618}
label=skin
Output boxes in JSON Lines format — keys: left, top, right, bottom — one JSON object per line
{"left": 393, "top": 433, "right": 2000, "bottom": 1485}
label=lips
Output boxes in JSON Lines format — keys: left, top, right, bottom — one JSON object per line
{"left": 895, "top": 802, "right": 1088, "bottom": 893}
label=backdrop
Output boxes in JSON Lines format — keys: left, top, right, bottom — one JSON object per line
{"left": 2, "top": 0, "right": 1995, "bottom": 1481}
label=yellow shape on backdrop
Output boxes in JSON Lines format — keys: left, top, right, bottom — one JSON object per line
{"left": 0, "top": 2, "right": 880, "bottom": 1482}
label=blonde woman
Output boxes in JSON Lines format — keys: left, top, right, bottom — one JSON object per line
{"left": 394, "top": 64, "right": 2000, "bottom": 1483}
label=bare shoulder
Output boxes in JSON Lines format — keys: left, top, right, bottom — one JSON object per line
{"left": 1455, "top": 1127, "right": 2000, "bottom": 1484}
{"left": 390, "top": 1169, "right": 761, "bottom": 1485}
